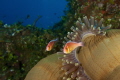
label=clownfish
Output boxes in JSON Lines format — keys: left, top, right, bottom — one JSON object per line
{"left": 63, "top": 41, "right": 83, "bottom": 54}
{"left": 46, "top": 38, "right": 58, "bottom": 51}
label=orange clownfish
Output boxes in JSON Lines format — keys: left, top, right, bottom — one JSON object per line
{"left": 46, "top": 38, "right": 58, "bottom": 51}
{"left": 63, "top": 41, "right": 83, "bottom": 54}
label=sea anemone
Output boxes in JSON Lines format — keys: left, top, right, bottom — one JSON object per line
{"left": 57, "top": 16, "right": 111, "bottom": 80}
{"left": 25, "top": 54, "right": 64, "bottom": 80}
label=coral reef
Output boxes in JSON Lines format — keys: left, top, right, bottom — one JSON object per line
{"left": 0, "top": 23, "right": 62, "bottom": 80}
{"left": 54, "top": 0, "right": 120, "bottom": 31}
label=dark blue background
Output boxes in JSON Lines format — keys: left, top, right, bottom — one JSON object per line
{"left": 0, "top": 0, "right": 67, "bottom": 29}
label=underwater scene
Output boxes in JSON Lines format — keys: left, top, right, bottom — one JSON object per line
{"left": 0, "top": 0, "right": 120, "bottom": 80}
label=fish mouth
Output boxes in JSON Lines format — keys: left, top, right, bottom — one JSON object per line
{"left": 63, "top": 50, "right": 70, "bottom": 54}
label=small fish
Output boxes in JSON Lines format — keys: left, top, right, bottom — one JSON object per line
{"left": 63, "top": 41, "right": 83, "bottom": 54}
{"left": 26, "top": 14, "right": 30, "bottom": 19}
{"left": 46, "top": 38, "right": 58, "bottom": 51}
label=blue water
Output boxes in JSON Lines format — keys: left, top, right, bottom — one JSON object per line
{"left": 0, "top": 0, "right": 67, "bottom": 29}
